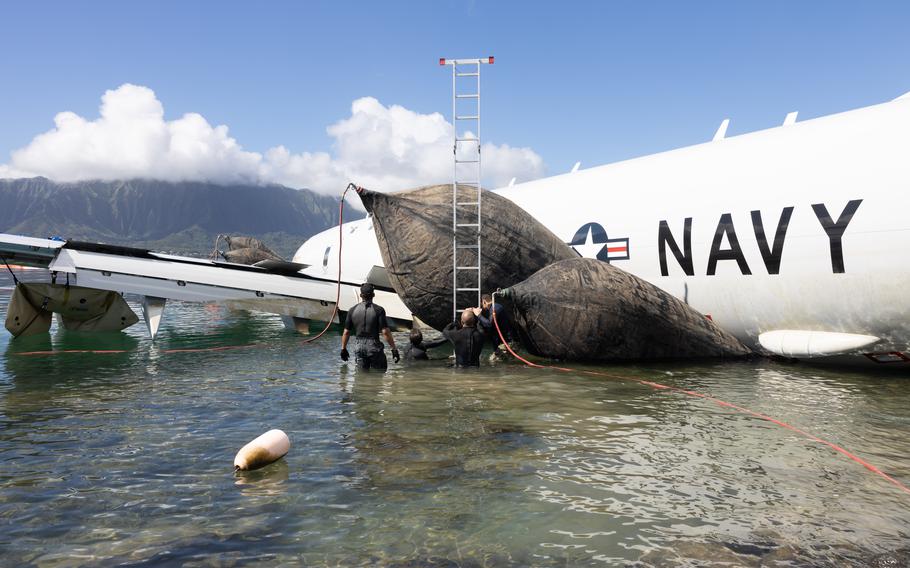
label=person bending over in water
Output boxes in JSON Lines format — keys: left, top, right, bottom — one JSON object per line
{"left": 403, "top": 328, "right": 449, "bottom": 361}
{"left": 442, "top": 309, "right": 486, "bottom": 367}
{"left": 340, "top": 283, "right": 399, "bottom": 370}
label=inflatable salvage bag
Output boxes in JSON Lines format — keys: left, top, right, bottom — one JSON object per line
{"left": 498, "top": 258, "right": 752, "bottom": 361}
{"left": 4, "top": 283, "right": 139, "bottom": 338}
{"left": 219, "top": 235, "right": 283, "bottom": 265}
{"left": 357, "top": 184, "right": 577, "bottom": 331}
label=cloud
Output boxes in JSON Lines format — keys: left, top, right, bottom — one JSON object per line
{"left": 1, "top": 85, "right": 262, "bottom": 185}
{"left": 0, "top": 84, "right": 545, "bottom": 194}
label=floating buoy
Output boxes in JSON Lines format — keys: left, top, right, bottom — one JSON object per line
{"left": 233, "top": 429, "right": 290, "bottom": 471}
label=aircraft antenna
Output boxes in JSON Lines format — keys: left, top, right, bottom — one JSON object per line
{"left": 440, "top": 56, "right": 493, "bottom": 320}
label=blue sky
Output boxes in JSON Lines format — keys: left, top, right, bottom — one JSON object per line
{"left": 1, "top": 1, "right": 909, "bottom": 189}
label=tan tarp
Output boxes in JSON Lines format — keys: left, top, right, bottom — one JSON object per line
{"left": 223, "top": 247, "right": 282, "bottom": 265}
{"left": 224, "top": 235, "right": 271, "bottom": 250}
{"left": 5, "top": 283, "right": 138, "bottom": 337}
{"left": 221, "top": 235, "right": 283, "bottom": 265}
{"left": 4, "top": 284, "right": 53, "bottom": 337}
{"left": 59, "top": 295, "right": 139, "bottom": 332}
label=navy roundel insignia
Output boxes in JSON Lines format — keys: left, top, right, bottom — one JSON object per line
{"left": 569, "top": 222, "right": 630, "bottom": 263}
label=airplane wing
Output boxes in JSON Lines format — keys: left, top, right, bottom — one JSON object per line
{"left": 0, "top": 233, "right": 411, "bottom": 338}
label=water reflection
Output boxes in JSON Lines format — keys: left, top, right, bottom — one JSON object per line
{"left": 344, "top": 368, "right": 540, "bottom": 495}
{"left": 1, "top": 270, "right": 909, "bottom": 566}
{"left": 235, "top": 459, "right": 290, "bottom": 496}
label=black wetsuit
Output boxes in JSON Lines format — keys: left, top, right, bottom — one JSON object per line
{"left": 344, "top": 301, "right": 389, "bottom": 370}
{"left": 478, "top": 302, "right": 513, "bottom": 347}
{"left": 442, "top": 322, "right": 486, "bottom": 367}
{"left": 403, "top": 337, "right": 448, "bottom": 361}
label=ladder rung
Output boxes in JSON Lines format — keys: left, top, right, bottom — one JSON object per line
{"left": 455, "top": 159, "right": 479, "bottom": 163}
{"left": 456, "top": 181, "right": 480, "bottom": 186}
{"left": 456, "top": 244, "right": 479, "bottom": 249}
{"left": 456, "top": 266, "right": 480, "bottom": 270}
{"left": 456, "top": 72, "right": 479, "bottom": 77}
{"left": 456, "top": 223, "right": 479, "bottom": 227}
{"left": 456, "top": 201, "right": 479, "bottom": 206}
{"left": 456, "top": 115, "right": 479, "bottom": 120}
{"left": 455, "top": 138, "right": 479, "bottom": 142}
{"left": 456, "top": 287, "right": 480, "bottom": 292}
{"left": 456, "top": 94, "right": 479, "bottom": 99}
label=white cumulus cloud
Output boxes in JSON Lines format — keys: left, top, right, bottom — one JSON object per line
{"left": 0, "top": 84, "right": 545, "bottom": 194}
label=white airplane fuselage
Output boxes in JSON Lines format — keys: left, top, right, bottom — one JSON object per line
{"left": 295, "top": 95, "right": 910, "bottom": 364}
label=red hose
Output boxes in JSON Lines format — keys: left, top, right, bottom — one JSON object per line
{"left": 301, "top": 183, "right": 355, "bottom": 344}
{"left": 489, "top": 293, "right": 910, "bottom": 496}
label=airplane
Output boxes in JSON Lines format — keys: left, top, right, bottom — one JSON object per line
{"left": 293, "top": 91, "right": 910, "bottom": 368}
{"left": 2, "top": 91, "right": 909, "bottom": 368}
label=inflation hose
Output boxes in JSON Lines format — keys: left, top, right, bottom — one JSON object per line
{"left": 300, "top": 182, "right": 357, "bottom": 344}
{"left": 209, "top": 234, "right": 228, "bottom": 261}
{"left": 489, "top": 291, "right": 910, "bottom": 497}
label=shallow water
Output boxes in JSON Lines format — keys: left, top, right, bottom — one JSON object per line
{"left": 1, "top": 269, "right": 909, "bottom": 566}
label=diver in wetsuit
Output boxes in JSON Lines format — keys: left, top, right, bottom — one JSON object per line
{"left": 442, "top": 309, "right": 486, "bottom": 367}
{"left": 340, "top": 283, "right": 399, "bottom": 370}
{"left": 403, "top": 328, "right": 449, "bottom": 361}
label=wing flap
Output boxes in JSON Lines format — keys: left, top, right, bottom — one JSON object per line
{"left": 0, "top": 233, "right": 66, "bottom": 268}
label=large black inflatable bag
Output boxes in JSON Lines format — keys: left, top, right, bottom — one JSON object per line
{"left": 357, "top": 184, "right": 577, "bottom": 331}
{"left": 498, "top": 258, "right": 752, "bottom": 361}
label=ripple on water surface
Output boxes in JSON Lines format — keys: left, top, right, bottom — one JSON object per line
{"left": 0, "top": 270, "right": 909, "bottom": 566}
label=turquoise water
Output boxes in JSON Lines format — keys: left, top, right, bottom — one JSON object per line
{"left": 1, "top": 269, "right": 909, "bottom": 566}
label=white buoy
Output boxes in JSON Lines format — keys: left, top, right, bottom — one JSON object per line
{"left": 233, "top": 429, "right": 290, "bottom": 471}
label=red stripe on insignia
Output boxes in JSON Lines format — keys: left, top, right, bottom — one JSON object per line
{"left": 606, "top": 246, "right": 627, "bottom": 253}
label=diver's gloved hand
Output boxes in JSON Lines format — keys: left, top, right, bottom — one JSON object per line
{"left": 391, "top": 348, "right": 400, "bottom": 363}
{"left": 340, "top": 348, "right": 349, "bottom": 361}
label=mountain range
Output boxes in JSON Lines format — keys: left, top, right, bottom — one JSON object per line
{"left": 0, "top": 178, "right": 357, "bottom": 258}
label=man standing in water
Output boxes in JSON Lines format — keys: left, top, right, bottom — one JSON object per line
{"left": 442, "top": 309, "right": 486, "bottom": 367}
{"left": 340, "top": 283, "right": 399, "bottom": 370}
{"left": 477, "top": 294, "right": 511, "bottom": 344}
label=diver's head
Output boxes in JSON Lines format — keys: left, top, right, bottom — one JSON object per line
{"left": 359, "top": 283, "right": 375, "bottom": 301}
{"left": 461, "top": 309, "right": 476, "bottom": 328}
{"left": 409, "top": 328, "right": 423, "bottom": 345}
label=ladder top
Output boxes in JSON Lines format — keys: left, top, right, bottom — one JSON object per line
{"left": 440, "top": 57, "right": 494, "bottom": 66}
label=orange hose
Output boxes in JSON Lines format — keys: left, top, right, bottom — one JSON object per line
{"left": 301, "top": 183, "right": 355, "bottom": 344}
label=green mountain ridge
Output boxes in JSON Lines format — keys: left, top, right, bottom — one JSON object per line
{"left": 0, "top": 178, "right": 358, "bottom": 258}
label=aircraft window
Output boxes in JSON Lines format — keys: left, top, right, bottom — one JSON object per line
{"left": 323, "top": 246, "right": 331, "bottom": 268}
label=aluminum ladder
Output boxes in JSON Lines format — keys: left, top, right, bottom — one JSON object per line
{"left": 440, "top": 56, "right": 493, "bottom": 321}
